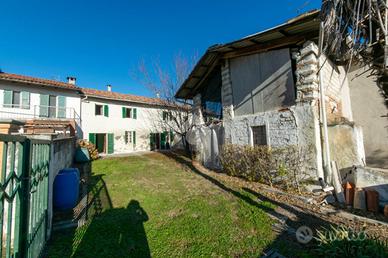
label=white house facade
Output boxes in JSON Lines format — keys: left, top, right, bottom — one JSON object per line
{"left": 81, "top": 87, "right": 176, "bottom": 154}
{"left": 0, "top": 73, "right": 82, "bottom": 136}
{"left": 0, "top": 73, "right": 179, "bottom": 155}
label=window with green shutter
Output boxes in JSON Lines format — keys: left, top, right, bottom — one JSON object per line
{"left": 21, "top": 91, "right": 30, "bottom": 109}
{"left": 57, "top": 96, "right": 66, "bottom": 118}
{"left": 133, "top": 131, "right": 136, "bottom": 146}
{"left": 3, "top": 90, "right": 30, "bottom": 109}
{"left": 3, "top": 90, "right": 12, "bottom": 107}
{"left": 39, "top": 94, "right": 49, "bottom": 117}
{"left": 122, "top": 107, "right": 132, "bottom": 118}
{"left": 89, "top": 133, "right": 96, "bottom": 145}
{"left": 104, "top": 105, "right": 109, "bottom": 117}
{"left": 133, "top": 108, "right": 137, "bottom": 119}
{"left": 107, "top": 133, "right": 114, "bottom": 154}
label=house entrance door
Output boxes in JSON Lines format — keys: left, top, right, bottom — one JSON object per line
{"left": 95, "top": 133, "right": 106, "bottom": 153}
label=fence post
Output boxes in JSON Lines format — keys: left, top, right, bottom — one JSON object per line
{"left": 19, "top": 138, "right": 32, "bottom": 257}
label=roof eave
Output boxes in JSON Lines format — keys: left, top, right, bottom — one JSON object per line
{"left": 175, "top": 9, "right": 320, "bottom": 99}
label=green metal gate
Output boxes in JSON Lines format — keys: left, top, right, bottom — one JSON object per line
{"left": 0, "top": 134, "right": 51, "bottom": 258}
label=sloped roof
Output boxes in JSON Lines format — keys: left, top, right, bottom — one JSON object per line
{"left": 175, "top": 9, "right": 320, "bottom": 99}
{"left": 82, "top": 88, "right": 174, "bottom": 107}
{"left": 0, "top": 71, "right": 179, "bottom": 108}
{"left": 0, "top": 72, "right": 81, "bottom": 91}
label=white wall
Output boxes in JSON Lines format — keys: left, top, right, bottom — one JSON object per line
{"left": 320, "top": 58, "right": 354, "bottom": 121}
{"left": 0, "top": 81, "right": 81, "bottom": 123}
{"left": 81, "top": 97, "right": 175, "bottom": 153}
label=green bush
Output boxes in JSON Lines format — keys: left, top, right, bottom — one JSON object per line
{"left": 315, "top": 225, "right": 388, "bottom": 258}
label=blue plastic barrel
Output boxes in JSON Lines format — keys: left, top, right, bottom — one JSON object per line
{"left": 53, "top": 168, "right": 80, "bottom": 210}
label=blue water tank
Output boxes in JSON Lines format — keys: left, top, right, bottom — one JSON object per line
{"left": 53, "top": 168, "right": 80, "bottom": 210}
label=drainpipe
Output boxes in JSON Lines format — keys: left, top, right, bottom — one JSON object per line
{"left": 385, "top": 0, "right": 388, "bottom": 70}
{"left": 318, "top": 23, "right": 346, "bottom": 203}
{"left": 317, "top": 22, "right": 332, "bottom": 183}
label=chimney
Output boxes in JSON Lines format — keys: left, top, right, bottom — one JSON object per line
{"left": 107, "top": 85, "right": 112, "bottom": 92}
{"left": 67, "top": 76, "right": 76, "bottom": 85}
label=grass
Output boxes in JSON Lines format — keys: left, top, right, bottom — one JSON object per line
{"left": 47, "top": 152, "right": 276, "bottom": 258}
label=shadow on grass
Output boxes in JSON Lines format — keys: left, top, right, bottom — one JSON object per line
{"left": 161, "top": 151, "right": 338, "bottom": 257}
{"left": 48, "top": 174, "right": 151, "bottom": 258}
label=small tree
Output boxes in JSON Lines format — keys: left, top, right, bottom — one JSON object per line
{"left": 133, "top": 53, "right": 197, "bottom": 154}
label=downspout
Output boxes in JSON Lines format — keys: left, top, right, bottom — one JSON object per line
{"left": 385, "top": 0, "right": 388, "bottom": 70}
{"left": 317, "top": 22, "right": 332, "bottom": 183}
{"left": 318, "top": 22, "right": 345, "bottom": 203}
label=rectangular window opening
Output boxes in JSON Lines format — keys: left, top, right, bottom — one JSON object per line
{"left": 124, "top": 108, "right": 132, "bottom": 118}
{"left": 95, "top": 104, "right": 103, "bottom": 115}
{"left": 12, "top": 91, "right": 20, "bottom": 107}
{"left": 252, "top": 125, "right": 267, "bottom": 146}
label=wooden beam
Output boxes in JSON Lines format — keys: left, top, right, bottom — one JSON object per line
{"left": 223, "top": 34, "right": 308, "bottom": 59}
{"left": 279, "top": 29, "right": 291, "bottom": 37}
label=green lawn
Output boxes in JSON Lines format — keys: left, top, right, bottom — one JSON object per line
{"left": 47, "top": 152, "right": 276, "bottom": 258}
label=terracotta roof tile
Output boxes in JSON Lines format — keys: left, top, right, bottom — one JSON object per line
{"left": 82, "top": 88, "right": 172, "bottom": 107}
{"left": 0, "top": 72, "right": 185, "bottom": 108}
{"left": 0, "top": 72, "right": 81, "bottom": 91}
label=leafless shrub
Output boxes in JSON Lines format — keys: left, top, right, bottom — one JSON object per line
{"left": 220, "top": 144, "right": 274, "bottom": 186}
{"left": 272, "top": 145, "right": 314, "bottom": 193}
{"left": 220, "top": 144, "right": 314, "bottom": 192}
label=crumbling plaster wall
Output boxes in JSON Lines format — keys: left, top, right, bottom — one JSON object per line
{"left": 222, "top": 105, "right": 320, "bottom": 178}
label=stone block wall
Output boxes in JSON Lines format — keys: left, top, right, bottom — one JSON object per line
{"left": 292, "top": 41, "right": 353, "bottom": 122}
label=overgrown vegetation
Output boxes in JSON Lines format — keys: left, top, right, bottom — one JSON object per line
{"left": 220, "top": 144, "right": 313, "bottom": 192}
{"left": 315, "top": 225, "right": 388, "bottom": 258}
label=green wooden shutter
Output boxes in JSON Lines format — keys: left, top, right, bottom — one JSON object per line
{"left": 57, "top": 96, "right": 66, "bottom": 118}
{"left": 104, "top": 105, "right": 109, "bottom": 117}
{"left": 161, "top": 132, "right": 167, "bottom": 150}
{"left": 162, "top": 111, "right": 167, "bottom": 121}
{"left": 21, "top": 91, "right": 30, "bottom": 109}
{"left": 3, "top": 90, "right": 12, "bottom": 107}
{"left": 133, "top": 108, "right": 137, "bottom": 119}
{"left": 170, "top": 131, "right": 174, "bottom": 144}
{"left": 39, "top": 94, "right": 49, "bottom": 117}
{"left": 107, "top": 133, "right": 114, "bottom": 154}
{"left": 122, "top": 107, "right": 126, "bottom": 118}
{"left": 133, "top": 131, "right": 136, "bottom": 146}
{"left": 89, "top": 133, "right": 96, "bottom": 145}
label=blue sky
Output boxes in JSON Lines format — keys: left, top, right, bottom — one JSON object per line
{"left": 0, "top": 0, "right": 321, "bottom": 97}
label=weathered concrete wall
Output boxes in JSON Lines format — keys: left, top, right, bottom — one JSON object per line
{"left": 341, "top": 166, "right": 388, "bottom": 205}
{"left": 223, "top": 105, "right": 320, "bottom": 178}
{"left": 221, "top": 60, "right": 234, "bottom": 120}
{"left": 328, "top": 124, "right": 365, "bottom": 169}
{"left": 348, "top": 67, "right": 388, "bottom": 168}
{"left": 229, "top": 48, "right": 295, "bottom": 116}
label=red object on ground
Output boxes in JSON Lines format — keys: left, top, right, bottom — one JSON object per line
{"left": 365, "top": 189, "right": 379, "bottom": 213}
{"left": 344, "top": 182, "right": 355, "bottom": 206}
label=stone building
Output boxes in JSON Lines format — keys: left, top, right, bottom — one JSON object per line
{"left": 175, "top": 10, "right": 387, "bottom": 184}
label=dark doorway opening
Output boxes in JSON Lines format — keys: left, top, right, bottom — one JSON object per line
{"left": 96, "top": 134, "right": 106, "bottom": 153}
